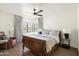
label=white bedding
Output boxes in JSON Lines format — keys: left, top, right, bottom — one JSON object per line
{"left": 23, "top": 32, "right": 59, "bottom": 53}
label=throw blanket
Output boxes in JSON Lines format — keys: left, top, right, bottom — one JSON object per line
{"left": 45, "top": 35, "right": 59, "bottom": 52}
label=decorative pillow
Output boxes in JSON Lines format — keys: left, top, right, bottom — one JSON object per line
{"left": 0, "top": 35, "right": 6, "bottom": 40}
{"left": 49, "top": 30, "right": 59, "bottom": 39}
{"left": 42, "top": 30, "right": 49, "bottom": 35}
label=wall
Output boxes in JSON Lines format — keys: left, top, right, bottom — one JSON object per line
{"left": 0, "top": 11, "right": 15, "bottom": 37}
{"left": 39, "top": 3, "right": 78, "bottom": 48}
{"left": 77, "top": 4, "right": 79, "bottom": 51}
{"left": 0, "top": 3, "right": 22, "bottom": 16}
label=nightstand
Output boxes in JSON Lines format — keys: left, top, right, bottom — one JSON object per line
{"left": 60, "top": 33, "right": 70, "bottom": 49}
{"left": 60, "top": 39, "right": 70, "bottom": 49}
{"left": 7, "top": 37, "right": 16, "bottom": 48}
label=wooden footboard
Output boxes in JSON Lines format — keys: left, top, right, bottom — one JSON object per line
{"left": 22, "top": 36, "right": 59, "bottom": 56}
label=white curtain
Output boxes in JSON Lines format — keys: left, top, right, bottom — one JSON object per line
{"left": 14, "top": 15, "right": 23, "bottom": 42}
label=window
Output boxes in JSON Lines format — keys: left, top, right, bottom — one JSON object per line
{"left": 22, "top": 17, "right": 39, "bottom": 33}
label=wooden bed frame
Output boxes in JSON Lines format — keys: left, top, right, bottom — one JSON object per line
{"left": 22, "top": 31, "right": 62, "bottom": 56}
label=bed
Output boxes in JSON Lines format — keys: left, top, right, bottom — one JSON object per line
{"left": 22, "top": 30, "right": 62, "bottom": 56}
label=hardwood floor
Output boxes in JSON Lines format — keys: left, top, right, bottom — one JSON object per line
{"left": 0, "top": 42, "right": 78, "bottom": 56}
{"left": 23, "top": 47, "right": 78, "bottom": 56}
{"left": 53, "top": 47, "right": 78, "bottom": 56}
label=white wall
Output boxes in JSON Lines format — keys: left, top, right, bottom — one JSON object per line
{"left": 0, "top": 3, "right": 22, "bottom": 16}
{"left": 77, "top": 4, "right": 79, "bottom": 51}
{"left": 0, "top": 11, "right": 15, "bottom": 37}
{"left": 39, "top": 3, "right": 78, "bottom": 48}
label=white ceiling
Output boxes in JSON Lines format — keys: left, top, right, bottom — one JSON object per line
{"left": 0, "top": 3, "right": 41, "bottom": 17}
{"left": 0, "top": 3, "right": 77, "bottom": 18}
{"left": 0, "top": 3, "right": 22, "bottom": 15}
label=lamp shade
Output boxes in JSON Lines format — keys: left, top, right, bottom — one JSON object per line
{"left": 9, "top": 24, "right": 14, "bottom": 37}
{"left": 63, "top": 29, "right": 71, "bottom": 34}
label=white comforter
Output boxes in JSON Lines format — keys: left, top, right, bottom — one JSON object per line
{"left": 23, "top": 32, "right": 59, "bottom": 53}
{"left": 45, "top": 35, "right": 59, "bottom": 52}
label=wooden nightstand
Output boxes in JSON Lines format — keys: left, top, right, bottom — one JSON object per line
{"left": 0, "top": 37, "right": 16, "bottom": 50}
{"left": 0, "top": 40, "right": 8, "bottom": 50}
{"left": 60, "top": 39, "right": 70, "bottom": 49}
{"left": 7, "top": 37, "right": 16, "bottom": 49}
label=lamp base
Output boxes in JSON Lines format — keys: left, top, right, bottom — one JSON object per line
{"left": 64, "top": 33, "right": 69, "bottom": 39}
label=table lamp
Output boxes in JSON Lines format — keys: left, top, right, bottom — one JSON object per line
{"left": 63, "top": 29, "right": 71, "bottom": 39}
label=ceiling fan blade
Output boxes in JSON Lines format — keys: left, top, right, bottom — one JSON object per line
{"left": 36, "top": 10, "right": 43, "bottom": 13}
{"left": 33, "top": 12, "right": 37, "bottom": 15}
{"left": 36, "top": 13, "right": 43, "bottom": 16}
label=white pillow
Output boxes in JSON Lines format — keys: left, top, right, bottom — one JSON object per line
{"left": 49, "top": 30, "right": 59, "bottom": 39}
{"left": 42, "top": 30, "right": 49, "bottom": 35}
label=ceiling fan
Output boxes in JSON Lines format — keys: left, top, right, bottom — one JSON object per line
{"left": 33, "top": 9, "right": 43, "bottom": 16}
